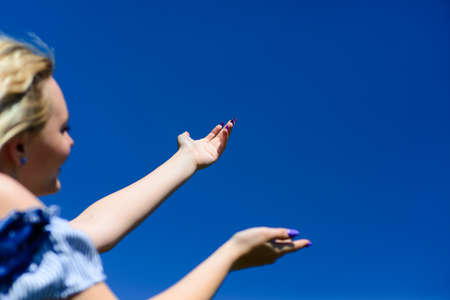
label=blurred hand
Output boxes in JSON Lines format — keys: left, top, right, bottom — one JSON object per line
{"left": 229, "top": 227, "right": 311, "bottom": 271}
{"left": 177, "top": 119, "right": 235, "bottom": 170}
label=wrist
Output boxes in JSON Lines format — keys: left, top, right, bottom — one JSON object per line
{"left": 173, "top": 148, "right": 198, "bottom": 175}
{"left": 218, "top": 238, "right": 246, "bottom": 271}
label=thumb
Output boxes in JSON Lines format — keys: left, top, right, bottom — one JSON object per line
{"left": 177, "top": 131, "right": 191, "bottom": 144}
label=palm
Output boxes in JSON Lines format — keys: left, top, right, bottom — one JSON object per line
{"left": 177, "top": 120, "right": 235, "bottom": 170}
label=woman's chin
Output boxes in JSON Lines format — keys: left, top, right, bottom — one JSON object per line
{"left": 36, "top": 178, "right": 61, "bottom": 196}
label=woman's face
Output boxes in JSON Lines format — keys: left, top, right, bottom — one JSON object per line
{"left": 19, "top": 77, "right": 74, "bottom": 196}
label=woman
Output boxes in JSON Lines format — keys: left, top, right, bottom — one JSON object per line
{"left": 0, "top": 35, "right": 311, "bottom": 299}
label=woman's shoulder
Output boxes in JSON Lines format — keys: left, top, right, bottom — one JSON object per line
{"left": 0, "top": 173, "right": 44, "bottom": 219}
{"left": 0, "top": 205, "right": 106, "bottom": 299}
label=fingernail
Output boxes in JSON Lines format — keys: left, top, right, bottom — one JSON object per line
{"left": 304, "top": 242, "right": 312, "bottom": 247}
{"left": 231, "top": 118, "right": 236, "bottom": 125}
{"left": 287, "top": 229, "right": 299, "bottom": 238}
{"left": 219, "top": 122, "right": 224, "bottom": 127}
{"left": 225, "top": 125, "right": 229, "bottom": 130}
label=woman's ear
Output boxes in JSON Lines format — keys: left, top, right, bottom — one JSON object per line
{"left": 3, "top": 135, "right": 27, "bottom": 167}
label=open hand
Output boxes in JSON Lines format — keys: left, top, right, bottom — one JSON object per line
{"left": 229, "top": 227, "right": 311, "bottom": 271}
{"left": 177, "top": 119, "right": 236, "bottom": 170}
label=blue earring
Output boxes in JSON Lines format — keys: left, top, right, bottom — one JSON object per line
{"left": 20, "top": 157, "right": 27, "bottom": 166}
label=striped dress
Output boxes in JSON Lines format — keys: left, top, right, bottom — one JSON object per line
{"left": 0, "top": 206, "right": 106, "bottom": 299}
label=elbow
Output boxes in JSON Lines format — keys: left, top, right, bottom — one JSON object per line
{"left": 98, "top": 241, "right": 116, "bottom": 253}
{"left": 70, "top": 218, "right": 117, "bottom": 254}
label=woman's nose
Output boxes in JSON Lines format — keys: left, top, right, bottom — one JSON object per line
{"left": 68, "top": 134, "right": 74, "bottom": 147}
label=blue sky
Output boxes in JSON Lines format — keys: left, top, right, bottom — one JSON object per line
{"left": 2, "top": 1, "right": 449, "bottom": 299}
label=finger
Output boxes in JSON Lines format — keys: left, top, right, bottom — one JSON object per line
{"left": 231, "top": 117, "right": 237, "bottom": 127}
{"left": 282, "top": 239, "right": 312, "bottom": 254}
{"left": 217, "top": 118, "right": 235, "bottom": 141}
{"left": 209, "top": 119, "right": 235, "bottom": 155}
{"left": 223, "top": 119, "right": 235, "bottom": 135}
{"left": 263, "top": 227, "right": 293, "bottom": 242}
{"left": 204, "top": 123, "right": 224, "bottom": 142}
{"left": 215, "top": 130, "right": 228, "bottom": 155}
{"left": 212, "top": 123, "right": 231, "bottom": 154}
{"left": 273, "top": 237, "right": 293, "bottom": 243}
{"left": 216, "top": 119, "right": 234, "bottom": 139}
{"left": 269, "top": 241, "right": 296, "bottom": 252}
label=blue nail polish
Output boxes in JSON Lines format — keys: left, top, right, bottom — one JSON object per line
{"left": 219, "top": 122, "right": 224, "bottom": 127}
{"left": 287, "top": 229, "right": 299, "bottom": 238}
{"left": 304, "top": 242, "right": 312, "bottom": 247}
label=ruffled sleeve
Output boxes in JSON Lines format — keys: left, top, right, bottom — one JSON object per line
{"left": 0, "top": 206, "right": 106, "bottom": 300}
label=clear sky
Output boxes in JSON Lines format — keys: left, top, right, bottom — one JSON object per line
{"left": 2, "top": 1, "right": 449, "bottom": 299}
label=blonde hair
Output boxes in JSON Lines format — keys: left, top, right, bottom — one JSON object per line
{"left": 0, "top": 34, "right": 54, "bottom": 150}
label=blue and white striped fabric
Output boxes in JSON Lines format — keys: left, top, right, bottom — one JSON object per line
{"left": 0, "top": 206, "right": 106, "bottom": 300}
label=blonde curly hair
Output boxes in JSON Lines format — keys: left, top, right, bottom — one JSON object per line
{"left": 0, "top": 34, "right": 54, "bottom": 150}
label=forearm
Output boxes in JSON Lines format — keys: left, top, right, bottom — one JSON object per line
{"left": 71, "top": 149, "right": 197, "bottom": 252}
{"left": 150, "top": 241, "right": 241, "bottom": 300}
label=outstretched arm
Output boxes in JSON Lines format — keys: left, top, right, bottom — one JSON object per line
{"left": 69, "top": 227, "right": 311, "bottom": 300}
{"left": 70, "top": 119, "right": 235, "bottom": 253}
{"left": 149, "top": 227, "right": 310, "bottom": 300}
